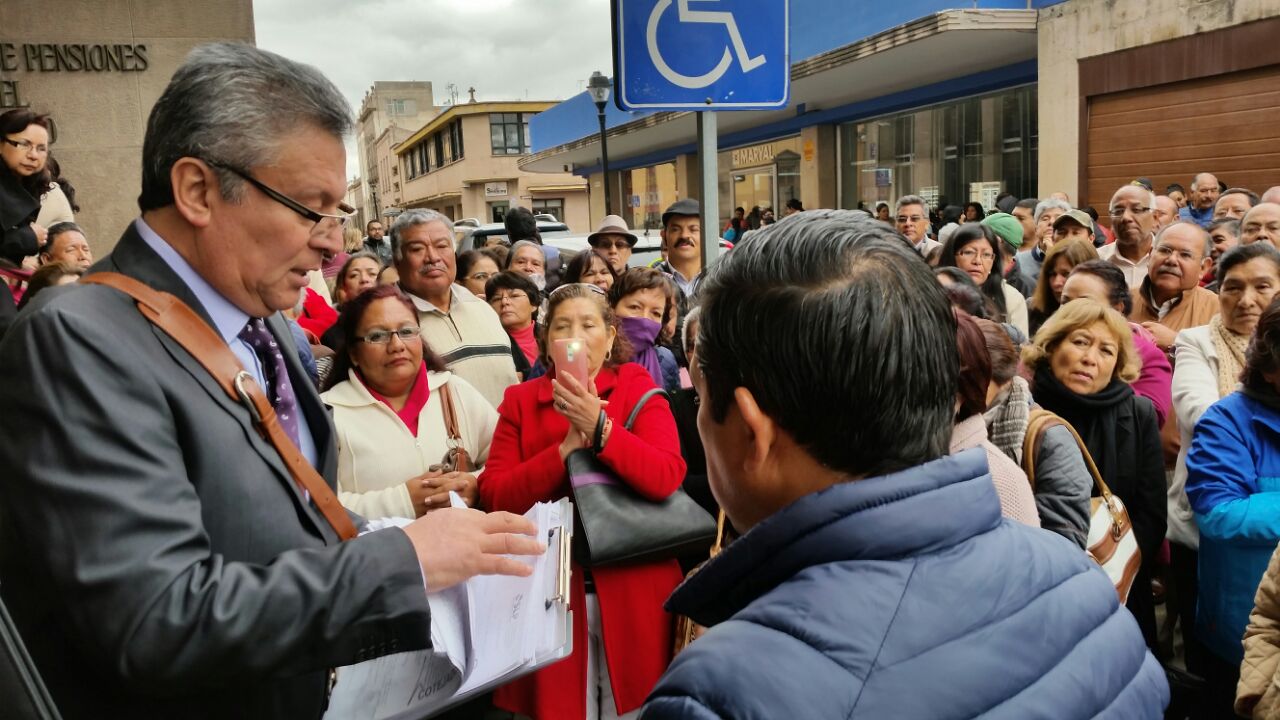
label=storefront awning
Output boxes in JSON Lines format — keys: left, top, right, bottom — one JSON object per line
{"left": 527, "top": 183, "right": 587, "bottom": 193}
{"left": 520, "top": 8, "right": 1037, "bottom": 175}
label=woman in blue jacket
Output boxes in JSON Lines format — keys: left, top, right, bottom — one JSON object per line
{"left": 1187, "top": 299, "right": 1280, "bottom": 715}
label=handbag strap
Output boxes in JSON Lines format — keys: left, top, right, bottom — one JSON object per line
{"left": 80, "top": 272, "right": 358, "bottom": 542}
{"left": 625, "top": 388, "right": 668, "bottom": 431}
{"left": 438, "top": 381, "right": 472, "bottom": 471}
{"left": 1021, "top": 407, "right": 1113, "bottom": 502}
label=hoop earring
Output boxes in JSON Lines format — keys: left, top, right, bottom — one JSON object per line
{"left": 605, "top": 349, "right": 612, "bottom": 361}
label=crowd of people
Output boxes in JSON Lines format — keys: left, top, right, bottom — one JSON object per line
{"left": 4, "top": 41, "right": 1280, "bottom": 720}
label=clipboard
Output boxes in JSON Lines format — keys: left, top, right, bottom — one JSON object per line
{"left": 421, "top": 499, "right": 575, "bottom": 718}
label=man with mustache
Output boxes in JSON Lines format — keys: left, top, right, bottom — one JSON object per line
{"left": 1178, "top": 173, "right": 1221, "bottom": 229}
{"left": 393, "top": 208, "right": 517, "bottom": 407}
{"left": 656, "top": 198, "right": 706, "bottom": 303}
{"left": 1130, "top": 221, "right": 1219, "bottom": 469}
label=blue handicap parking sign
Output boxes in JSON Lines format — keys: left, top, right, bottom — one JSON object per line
{"left": 614, "top": 0, "right": 789, "bottom": 111}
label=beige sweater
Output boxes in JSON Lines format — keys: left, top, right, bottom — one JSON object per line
{"left": 950, "top": 414, "right": 1041, "bottom": 528}
{"left": 409, "top": 285, "right": 518, "bottom": 408}
{"left": 322, "top": 369, "right": 498, "bottom": 520}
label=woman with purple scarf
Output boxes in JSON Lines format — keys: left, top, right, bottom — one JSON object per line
{"left": 609, "top": 268, "right": 681, "bottom": 392}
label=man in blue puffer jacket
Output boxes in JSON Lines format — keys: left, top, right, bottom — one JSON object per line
{"left": 643, "top": 210, "right": 1168, "bottom": 720}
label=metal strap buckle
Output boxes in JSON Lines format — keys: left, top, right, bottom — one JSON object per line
{"left": 233, "top": 371, "right": 263, "bottom": 425}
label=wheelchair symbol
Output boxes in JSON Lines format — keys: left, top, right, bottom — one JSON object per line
{"left": 646, "top": 0, "right": 767, "bottom": 90}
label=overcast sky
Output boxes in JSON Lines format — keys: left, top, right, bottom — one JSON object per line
{"left": 255, "top": 0, "right": 614, "bottom": 179}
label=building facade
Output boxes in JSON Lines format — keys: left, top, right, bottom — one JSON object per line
{"left": 356, "top": 81, "right": 437, "bottom": 223}
{"left": 0, "top": 0, "right": 255, "bottom": 254}
{"left": 522, "top": 0, "right": 1279, "bottom": 232}
{"left": 396, "top": 101, "right": 589, "bottom": 231}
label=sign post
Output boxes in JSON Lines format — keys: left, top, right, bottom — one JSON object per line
{"left": 613, "top": 0, "right": 789, "bottom": 272}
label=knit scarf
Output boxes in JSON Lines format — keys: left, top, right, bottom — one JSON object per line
{"left": 1032, "top": 365, "right": 1134, "bottom": 487}
{"left": 1209, "top": 314, "right": 1250, "bottom": 399}
{"left": 984, "top": 375, "right": 1032, "bottom": 464}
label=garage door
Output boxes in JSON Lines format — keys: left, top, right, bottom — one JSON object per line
{"left": 1084, "top": 63, "right": 1280, "bottom": 217}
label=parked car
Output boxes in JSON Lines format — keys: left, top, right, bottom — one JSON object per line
{"left": 455, "top": 221, "right": 572, "bottom": 252}
{"left": 544, "top": 232, "right": 730, "bottom": 269}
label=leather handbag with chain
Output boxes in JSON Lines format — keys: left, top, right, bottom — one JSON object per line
{"left": 80, "top": 272, "right": 357, "bottom": 542}
{"left": 566, "top": 388, "right": 717, "bottom": 567}
{"left": 1023, "top": 408, "right": 1140, "bottom": 603}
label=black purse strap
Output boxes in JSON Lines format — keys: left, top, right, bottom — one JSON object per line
{"left": 625, "top": 388, "right": 669, "bottom": 430}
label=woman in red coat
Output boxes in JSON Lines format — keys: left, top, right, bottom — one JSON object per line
{"left": 480, "top": 282, "right": 687, "bottom": 720}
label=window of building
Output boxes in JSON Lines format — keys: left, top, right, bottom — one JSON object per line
{"left": 837, "top": 85, "right": 1037, "bottom": 214}
{"left": 488, "top": 201, "right": 509, "bottom": 223}
{"left": 433, "top": 133, "right": 445, "bottom": 169}
{"left": 449, "top": 120, "right": 464, "bottom": 162}
{"left": 531, "top": 198, "right": 564, "bottom": 221}
{"left": 490, "top": 113, "right": 531, "bottom": 155}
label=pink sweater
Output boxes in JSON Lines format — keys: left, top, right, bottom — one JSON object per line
{"left": 950, "top": 414, "right": 1041, "bottom": 528}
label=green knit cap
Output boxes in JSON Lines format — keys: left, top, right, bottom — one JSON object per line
{"left": 981, "top": 212, "right": 1024, "bottom": 250}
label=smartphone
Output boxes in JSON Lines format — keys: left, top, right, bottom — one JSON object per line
{"left": 551, "top": 338, "right": 590, "bottom": 389}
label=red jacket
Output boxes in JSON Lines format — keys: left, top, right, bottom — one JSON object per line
{"left": 296, "top": 287, "right": 338, "bottom": 340}
{"left": 480, "top": 363, "right": 687, "bottom": 719}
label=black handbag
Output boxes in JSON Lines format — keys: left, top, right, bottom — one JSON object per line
{"left": 567, "top": 388, "right": 717, "bottom": 567}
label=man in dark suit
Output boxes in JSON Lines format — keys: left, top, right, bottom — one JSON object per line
{"left": 0, "top": 43, "right": 542, "bottom": 718}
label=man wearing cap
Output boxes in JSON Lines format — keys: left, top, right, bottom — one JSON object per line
{"left": 587, "top": 214, "right": 638, "bottom": 275}
{"left": 656, "top": 198, "right": 705, "bottom": 302}
{"left": 1178, "top": 173, "right": 1220, "bottom": 229}
{"left": 1051, "top": 209, "right": 1096, "bottom": 247}
{"left": 1100, "top": 184, "right": 1157, "bottom": 289}
{"left": 981, "top": 212, "right": 1031, "bottom": 298}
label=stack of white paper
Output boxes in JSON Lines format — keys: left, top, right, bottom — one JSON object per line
{"left": 324, "top": 499, "right": 573, "bottom": 720}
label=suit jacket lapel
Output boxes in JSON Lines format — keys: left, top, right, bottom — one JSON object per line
{"left": 103, "top": 224, "right": 330, "bottom": 541}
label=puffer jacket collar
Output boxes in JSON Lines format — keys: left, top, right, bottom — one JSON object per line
{"left": 668, "top": 448, "right": 999, "bottom": 626}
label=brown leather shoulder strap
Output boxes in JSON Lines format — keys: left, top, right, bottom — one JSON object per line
{"left": 81, "top": 272, "right": 357, "bottom": 541}
{"left": 1020, "top": 407, "right": 1112, "bottom": 501}
{"left": 438, "top": 381, "right": 462, "bottom": 442}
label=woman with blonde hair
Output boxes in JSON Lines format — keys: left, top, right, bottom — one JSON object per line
{"left": 1028, "top": 238, "right": 1098, "bottom": 335}
{"left": 1024, "top": 299, "right": 1166, "bottom": 650}
{"left": 322, "top": 224, "right": 366, "bottom": 293}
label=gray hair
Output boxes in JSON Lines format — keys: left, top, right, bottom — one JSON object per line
{"left": 1033, "top": 198, "right": 1072, "bottom": 223}
{"left": 390, "top": 209, "right": 455, "bottom": 262}
{"left": 1108, "top": 186, "right": 1158, "bottom": 214}
{"left": 682, "top": 304, "right": 702, "bottom": 358}
{"left": 1156, "top": 220, "right": 1213, "bottom": 258}
{"left": 895, "top": 195, "right": 926, "bottom": 214}
{"left": 139, "top": 43, "right": 352, "bottom": 211}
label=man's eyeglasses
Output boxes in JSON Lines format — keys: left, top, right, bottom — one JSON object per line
{"left": 205, "top": 159, "right": 354, "bottom": 237}
{"left": 2, "top": 137, "right": 49, "bottom": 155}
{"left": 356, "top": 326, "right": 421, "bottom": 345}
{"left": 896, "top": 215, "right": 926, "bottom": 224}
{"left": 591, "top": 239, "right": 632, "bottom": 251}
{"left": 1110, "top": 206, "right": 1151, "bottom": 218}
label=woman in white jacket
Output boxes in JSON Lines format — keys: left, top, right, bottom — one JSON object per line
{"left": 321, "top": 284, "right": 498, "bottom": 520}
{"left": 1169, "top": 242, "right": 1280, "bottom": 674}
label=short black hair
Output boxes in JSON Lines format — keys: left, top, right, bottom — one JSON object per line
{"left": 1217, "top": 243, "right": 1280, "bottom": 286}
{"left": 1069, "top": 259, "right": 1133, "bottom": 316}
{"left": 43, "top": 221, "right": 84, "bottom": 253}
{"left": 697, "top": 210, "right": 958, "bottom": 478}
{"left": 1244, "top": 299, "right": 1280, "bottom": 392}
{"left": 484, "top": 269, "right": 541, "bottom": 306}
{"left": 1165, "top": 183, "right": 1186, "bottom": 195}
{"left": 563, "top": 248, "right": 618, "bottom": 286}
{"left": 1015, "top": 198, "right": 1039, "bottom": 211}
{"left": 785, "top": 198, "right": 803, "bottom": 212}
{"left": 503, "top": 206, "right": 539, "bottom": 243}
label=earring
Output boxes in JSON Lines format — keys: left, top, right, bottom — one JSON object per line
{"left": 605, "top": 349, "right": 612, "bottom": 361}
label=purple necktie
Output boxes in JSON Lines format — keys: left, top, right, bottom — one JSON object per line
{"left": 238, "top": 318, "right": 301, "bottom": 447}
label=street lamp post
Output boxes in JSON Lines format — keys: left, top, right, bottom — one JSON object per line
{"left": 587, "top": 71, "right": 613, "bottom": 216}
